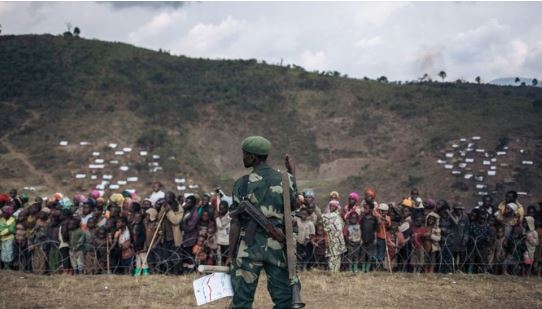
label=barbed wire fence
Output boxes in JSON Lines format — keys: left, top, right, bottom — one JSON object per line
{"left": 8, "top": 235, "right": 540, "bottom": 277}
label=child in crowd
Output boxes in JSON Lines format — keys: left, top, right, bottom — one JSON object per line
{"left": 504, "top": 225, "right": 525, "bottom": 275}
{"left": 411, "top": 215, "right": 428, "bottom": 273}
{"left": 205, "top": 225, "right": 218, "bottom": 265}
{"left": 343, "top": 212, "right": 361, "bottom": 272}
{"left": 296, "top": 208, "right": 315, "bottom": 270}
{"left": 45, "top": 210, "right": 63, "bottom": 273}
{"left": 467, "top": 209, "right": 492, "bottom": 274}
{"left": 198, "top": 210, "right": 214, "bottom": 235}
{"left": 215, "top": 201, "right": 231, "bottom": 265}
{"left": 424, "top": 212, "right": 441, "bottom": 273}
{"left": 59, "top": 211, "right": 72, "bottom": 275}
{"left": 385, "top": 222, "right": 406, "bottom": 271}
{"left": 375, "top": 204, "right": 392, "bottom": 270}
{"left": 68, "top": 217, "right": 87, "bottom": 274}
{"left": 114, "top": 217, "right": 133, "bottom": 275}
{"left": 522, "top": 216, "right": 539, "bottom": 275}
{"left": 90, "top": 226, "right": 110, "bottom": 274}
{"left": 310, "top": 223, "right": 328, "bottom": 269}
{"left": 193, "top": 232, "right": 208, "bottom": 266}
{"left": 491, "top": 225, "right": 507, "bottom": 275}
{"left": 80, "top": 203, "right": 93, "bottom": 231}
{"left": 360, "top": 203, "right": 378, "bottom": 273}
{"left": 131, "top": 212, "right": 148, "bottom": 276}
{"left": 13, "top": 222, "right": 30, "bottom": 271}
{"left": 29, "top": 211, "right": 49, "bottom": 274}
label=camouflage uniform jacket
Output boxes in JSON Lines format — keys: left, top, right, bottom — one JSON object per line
{"left": 230, "top": 163, "right": 297, "bottom": 268}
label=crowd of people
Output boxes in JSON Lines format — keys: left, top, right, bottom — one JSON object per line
{"left": 0, "top": 184, "right": 541, "bottom": 277}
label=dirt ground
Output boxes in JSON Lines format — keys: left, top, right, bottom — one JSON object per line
{"left": 1, "top": 270, "right": 541, "bottom": 309}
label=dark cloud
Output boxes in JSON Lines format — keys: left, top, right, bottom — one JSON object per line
{"left": 98, "top": 1, "right": 185, "bottom": 10}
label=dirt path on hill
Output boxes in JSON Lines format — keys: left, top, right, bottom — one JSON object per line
{"left": 0, "top": 110, "right": 61, "bottom": 191}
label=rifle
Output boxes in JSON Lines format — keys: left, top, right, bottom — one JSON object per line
{"left": 281, "top": 171, "right": 305, "bottom": 309}
{"left": 229, "top": 201, "right": 286, "bottom": 244}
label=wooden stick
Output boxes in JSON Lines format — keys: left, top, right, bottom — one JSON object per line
{"left": 141, "top": 208, "right": 168, "bottom": 269}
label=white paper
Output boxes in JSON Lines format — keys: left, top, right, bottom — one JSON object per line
{"left": 193, "top": 273, "right": 233, "bottom": 306}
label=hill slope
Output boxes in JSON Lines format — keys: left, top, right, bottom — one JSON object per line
{"left": 1, "top": 34, "right": 541, "bottom": 206}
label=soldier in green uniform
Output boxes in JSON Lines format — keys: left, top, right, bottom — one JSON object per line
{"left": 228, "top": 136, "right": 300, "bottom": 309}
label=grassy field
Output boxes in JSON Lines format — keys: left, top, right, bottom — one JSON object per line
{"left": 1, "top": 270, "right": 541, "bottom": 308}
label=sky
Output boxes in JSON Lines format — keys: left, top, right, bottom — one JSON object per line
{"left": 1, "top": 1, "right": 541, "bottom": 82}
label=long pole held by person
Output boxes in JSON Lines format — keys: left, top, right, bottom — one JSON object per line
{"left": 383, "top": 226, "right": 393, "bottom": 274}
{"left": 106, "top": 233, "right": 111, "bottom": 275}
{"left": 142, "top": 206, "right": 168, "bottom": 269}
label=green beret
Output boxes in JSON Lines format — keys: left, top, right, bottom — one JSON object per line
{"left": 241, "top": 136, "right": 272, "bottom": 155}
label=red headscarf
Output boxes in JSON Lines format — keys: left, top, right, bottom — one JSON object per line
{"left": 0, "top": 194, "right": 11, "bottom": 203}
{"left": 364, "top": 188, "right": 377, "bottom": 199}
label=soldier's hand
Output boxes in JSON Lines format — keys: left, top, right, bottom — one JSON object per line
{"left": 284, "top": 153, "right": 295, "bottom": 176}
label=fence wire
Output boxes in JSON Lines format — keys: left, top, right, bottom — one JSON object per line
{"left": 4, "top": 235, "right": 540, "bottom": 277}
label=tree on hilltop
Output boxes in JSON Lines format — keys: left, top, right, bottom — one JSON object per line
{"left": 377, "top": 76, "right": 388, "bottom": 83}
{"left": 475, "top": 76, "right": 481, "bottom": 84}
{"left": 515, "top": 77, "right": 520, "bottom": 84}
{"left": 438, "top": 71, "right": 447, "bottom": 81}
{"left": 532, "top": 78, "right": 538, "bottom": 87}
{"left": 63, "top": 22, "right": 73, "bottom": 37}
{"left": 73, "top": 27, "right": 80, "bottom": 37}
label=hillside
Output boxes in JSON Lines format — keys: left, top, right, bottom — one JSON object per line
{"left": 1, "top": 34, "right": 541, "bottom": 206}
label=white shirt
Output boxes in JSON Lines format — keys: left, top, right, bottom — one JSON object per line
{"left": 148, "top": 190, "right": 165, "bottom": 205}
{"left": 215, "top": 214, "right": 231, "bottom": 245}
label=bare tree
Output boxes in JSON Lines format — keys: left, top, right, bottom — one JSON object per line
{"left": 66, "top": 22, "right": 72, "bottom": 32}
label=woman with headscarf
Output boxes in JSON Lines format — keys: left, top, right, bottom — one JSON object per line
{"left": 360, "top": 188, "right": 378, "bottom": 217}
{"left": 341, "top": 192, "right": 360, "bottom": 221}
{"left": 0, "top": 206, "right": 16, "bottom": 269}
{"left": 322, "top": 200, "right": 346, "bottom": 272}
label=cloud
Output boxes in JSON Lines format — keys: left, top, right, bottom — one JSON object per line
{"left": 355, "top": 2, "right": 408, "bottom": 26}
{"left": 412, "top": 48, "right": 446, "bottom": 78}
{"left": 99, "top": 1, "right": 185, "bottom": 10}
{"left": 2, "top": 2, "right": 542, "bottom": 81}
{"left": 524, "top": 40, "right": 542, "bottom": 75}
{"left": 300, "top": 50, "right": 328, "bottom": 71}
{"left": 175, "top": 16, "right": 245, "bottom": 57}
{"left": 128, "top": 10, "right": 186, "bottom": 44}
{"left": 354, "top": 36, "right": 382, "bottom": 48}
